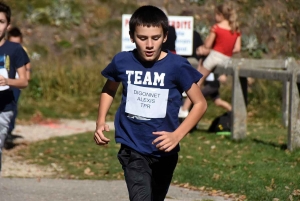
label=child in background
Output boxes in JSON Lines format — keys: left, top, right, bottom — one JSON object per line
{"left": 94, "top": 5, "right": 207, "bottom": 201}
{"left": 8, "top": 27, "right": 31, "bottom": 79}
{"left": 160, "top": 7, "right": 177, "bottom": 54}
{"left": 179, "top": 0, "right": 241, "bottom": 117}
{"left": 0, "top": 2, "right": 28, "bottom": 174}
{"left": 4, "top": 27, "right": 31, "bottom": 146}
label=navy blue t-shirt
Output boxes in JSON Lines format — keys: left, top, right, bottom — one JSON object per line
{"left": 0, "top": 40, "right": 29, "bottom": 111}
{"left": 102, "top": 50, "right": 203, "bottom": 157}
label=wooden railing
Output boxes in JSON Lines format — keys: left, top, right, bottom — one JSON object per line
{"left": 188, "top": 57, "right": 300, "bottom": 151}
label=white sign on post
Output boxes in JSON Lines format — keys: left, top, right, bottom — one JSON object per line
{"left": 121, "top": 14, "right": 136, "bottom": 52}
{"left": 121, "top": 15, "right": 194, "bottom": 56}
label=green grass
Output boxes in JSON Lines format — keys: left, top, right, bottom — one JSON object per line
{"left": 18, "top": 123, "right": 300, "bottom": 200}
{"left": 17, "top": 56, "right": 122, "bottom": 120}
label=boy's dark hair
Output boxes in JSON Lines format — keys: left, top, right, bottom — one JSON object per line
{"left": 129, "top": 5, "right": 169, "bottom": 37}
{"left": 0, "top": 2, "right": 11, "bottom": 24}
{"left": 8, "top": 27, "right": 22, "bottom": 39}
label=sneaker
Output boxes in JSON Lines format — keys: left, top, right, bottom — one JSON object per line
{"left": 178, "top": 107, "right": 189, "bottom": 118}
{"left": 4, "top": 133, "right": 23, "bottom": 149}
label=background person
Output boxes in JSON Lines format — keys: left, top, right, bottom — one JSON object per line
{"left": 179, "top": 0, "right": 241, "bottom": 117}
{"left": 160, "top": 7, "right": 177, "bottom": 54}
{"left": 162, "top": 25, "right": 177, "bottom": 54}
{"left": 4, "top": 27, "right": 31, "bottom": 147}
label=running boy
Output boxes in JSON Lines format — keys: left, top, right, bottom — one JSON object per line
{"left": 0, "top": 2, "right": 28, "bottom": 173}
{"left": 5, "top": 27, "right": 31, "bottom": 146}
{"left": 94, "top": 5, "right": 207, "bottom": 201}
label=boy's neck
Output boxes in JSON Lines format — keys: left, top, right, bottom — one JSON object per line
{"left": 0, "top": 39, "right": 6, "bottom": 47}
{"left": 134, "top": 50, "right": 167, "bottom": 66}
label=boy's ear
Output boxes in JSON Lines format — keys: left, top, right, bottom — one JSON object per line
{"left": 129, "top": 31, "right": 135, "bottom": 43}
{"left": 7, "top": 24, "right": 11, "bottom": 30}
{"left": 163, "top": 32, "right": 168, "bottom": 43}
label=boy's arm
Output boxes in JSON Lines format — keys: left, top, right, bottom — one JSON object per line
{"left": 25, "top": 62, "right": 31, "bottom": 80}
{"left": 0, "top": 66, "right": 28, "bottom": 88}
{"left": 175, "top": 83, "right": 207, "bottom": 135}
{"left": 153, "top": 83, "right": 207, "bottom": 152}
{"left": 94, "top": 79, "right": 120, "bottom": 145}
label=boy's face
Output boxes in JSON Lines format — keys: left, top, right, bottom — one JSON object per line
{"left": 8, "top": 36, "right": 22, "bottom": 44}
{"left": 0, "top": 12, "right": 9, "bottom": 40}
{"left": 130, "top": 25, "right": 167, "bottom": 62}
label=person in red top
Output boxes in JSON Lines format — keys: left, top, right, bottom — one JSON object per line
{"left": 179, "top": 0, "right": 241, "bottom": 118}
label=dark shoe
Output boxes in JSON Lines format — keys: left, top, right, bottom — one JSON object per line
{"left": 12, "top": 133, "right": 23, "bottom": 139}
{"left": 4, "top": 133, "right": 23, "bottom": 149}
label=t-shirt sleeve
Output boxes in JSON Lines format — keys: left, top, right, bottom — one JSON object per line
{"left": 22, "top": 47, "right": 30, "bottom": 65}
{"left": 176, "top": 59, "right": 203, "bottom": 92}
{"left": 13, "top": 44, "right": 26, "bottom": 69}
{"left": 101, "top": 56, "right": 121, "bottom": 82}
{"left": 210, "top": 25, "right": 218, "bottom": 33}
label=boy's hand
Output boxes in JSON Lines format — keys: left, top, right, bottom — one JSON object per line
{"left": 152, "top": 131, "right": 180, "bottom": 152}
{"left": 0, "top": 75, "right": 7, "bottom": 86}
{"left": 94, "top": 123, "right": 110, "bottom": 145}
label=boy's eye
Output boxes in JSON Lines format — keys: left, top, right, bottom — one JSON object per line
{"left": 138, "top": 37, "right": 147, "bottom": 41}
{"left": 137, "top": 36, "right": 160, "bottom": 41}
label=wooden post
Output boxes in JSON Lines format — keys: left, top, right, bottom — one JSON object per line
{"left": 282, "top": 58, "right": 292, "bottom": 128}
{"left": 282, "top": 81, "right": 290, "bottom": 128}
{"left": 288, "top": 58, "right": 300, "bottom": 151}
{"left": 231, "top": 62, "right": 247, "bottom": 140}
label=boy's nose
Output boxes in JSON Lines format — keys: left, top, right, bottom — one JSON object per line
{"left": 146, "top": 39, "right": 154, "bottom": 48}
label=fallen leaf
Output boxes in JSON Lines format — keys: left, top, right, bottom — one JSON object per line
{"left": 84, "top": 167, "right": 95, "bottom": 176}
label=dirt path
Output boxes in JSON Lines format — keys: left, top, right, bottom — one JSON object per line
{"left": 2, "top": 119, "right": 113, "bottom": 178}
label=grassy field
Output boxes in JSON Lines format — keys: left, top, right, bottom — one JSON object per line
{"left": 18, "top": 122, "right": 300, "bottom": 201}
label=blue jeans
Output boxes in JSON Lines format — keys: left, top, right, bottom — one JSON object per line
{"left": 8, "top": 87, "right": 21, "bottom": 134}
{"left": 117, "top": 144, "right": 178, "bottom": 201}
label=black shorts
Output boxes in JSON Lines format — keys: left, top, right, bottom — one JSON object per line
{"left": 201, "top": 85, "right": 220, "bottom": 101}
{"left": 117, "top": 144, "right": 178, "bottom": 201}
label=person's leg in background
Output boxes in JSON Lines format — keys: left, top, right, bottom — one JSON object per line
{"left": 6, "top": 87, "right": 22, "bottom": 145}
{"left": 214, "top": 97, "right": 232, "bottom": 111}
{"left": 0, "top": 111, "right": 14, "bottom": 174}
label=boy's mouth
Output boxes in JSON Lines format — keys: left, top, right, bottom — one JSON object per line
{"left": 145, "top": 51, "right": 154, "bottom": 57}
